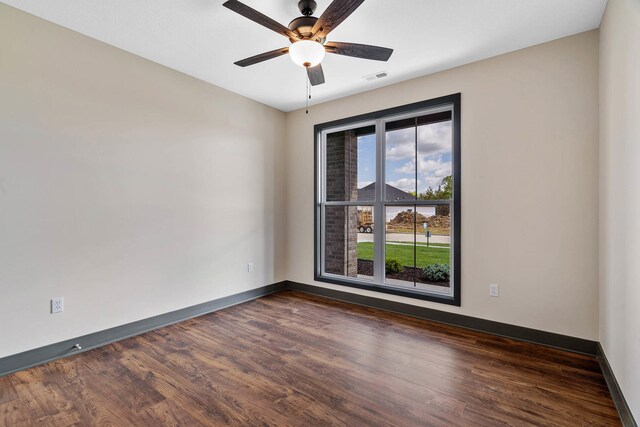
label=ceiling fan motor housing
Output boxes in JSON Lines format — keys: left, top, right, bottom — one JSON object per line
{"left": 288, "top": 16, "right": 320, "bottom": 40}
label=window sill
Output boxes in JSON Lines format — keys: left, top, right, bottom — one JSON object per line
{"left": 314, "top": 274, "right": 461, "bottom": 306}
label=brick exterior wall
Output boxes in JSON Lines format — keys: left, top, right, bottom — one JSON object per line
{"left": 325, "top": 130, "right": 358, "bottom": 277}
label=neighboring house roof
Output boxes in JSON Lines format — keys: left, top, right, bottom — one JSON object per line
{"left": 357, "top": 183, "right": 414, "bottom": 201}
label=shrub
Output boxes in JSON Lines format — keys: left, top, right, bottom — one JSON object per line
{"left": 423, "top": 264, "right": 450, "bottom": 282}
{"left": 385, "top": 258, "right": 404, "bottom": 274}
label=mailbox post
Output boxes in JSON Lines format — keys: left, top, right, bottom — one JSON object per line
{"left": 423, "top": 222, "right": 431, "bottom": 247}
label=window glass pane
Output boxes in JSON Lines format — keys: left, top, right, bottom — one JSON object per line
{"left": 324, "top": 205, "right": 374, "bottom": 280}
{"left": 414, "top": 205, "right": 451, "bottom": 290}
{"left": 416, "top": 112, "right": 453, "bottom": 200}
{"left": 385, "top": 206, "right": 416, "bottom": 287}
{"left": 326, "top": 125, "right": 376, "bottom": 202}
{"left": 385, "top": 119, "right": 417, "bottom": 201}
{"left": 356, "top": 206, "right": 374, "bottom": 280}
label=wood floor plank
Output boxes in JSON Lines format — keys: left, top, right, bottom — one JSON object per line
{"left": 10, "top": 368, "right": 80, "bottom": 426}
{"left": 0, "top": 376, "right": 18, "bottom": 406}
{"left": 0, "top": 389, "right": 31, "bottom": 427}
{"left": 0, "top": 290, "right": 621, "bottom": 426}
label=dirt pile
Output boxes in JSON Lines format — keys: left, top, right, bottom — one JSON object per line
{"left": 389, "top": 211, "right": 451, "bottom": 229}
{"left": 390, "top": 211, "right": 429, "bottom": 227}
{"left": 426, "top": 215, "right": 450, "bottom": 228}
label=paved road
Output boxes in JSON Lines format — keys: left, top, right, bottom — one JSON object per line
{"left": 357, "top": 232, "right": 451, "bottom": 245}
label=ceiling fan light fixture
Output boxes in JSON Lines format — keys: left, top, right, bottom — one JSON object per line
{"left": 289, "top": 40, "right": 325, "bottom": 68}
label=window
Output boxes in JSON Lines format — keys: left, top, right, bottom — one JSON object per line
{"left": 314, "top": 94, "right": 461, "bottom": 305}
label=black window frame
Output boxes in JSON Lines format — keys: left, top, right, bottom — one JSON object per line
{"left": 314, "top": 93, "right": 462, "bottom": 306}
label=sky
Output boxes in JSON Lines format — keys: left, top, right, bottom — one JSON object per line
{"left": 357, "top": 120, "right": 452, "bottom": 195}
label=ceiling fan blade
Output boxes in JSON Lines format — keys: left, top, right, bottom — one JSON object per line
{"left": 311, "top": 0, "right": 365, "bottom": 40}
{"left": 223, "top": 0, "right": 299, "bottom": 40}
{"left": 324, "top": 42, "right": 393, "bottom": 61}
{"left": 307, "top": 64, "right": 325, "bottom": 86}
{"left": 234, "top": 47, "right": 290, "bottom": 67}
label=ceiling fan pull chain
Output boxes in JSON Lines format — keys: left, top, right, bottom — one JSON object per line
{"left": 306, "top": 72, "right": 310, "bottom": 114}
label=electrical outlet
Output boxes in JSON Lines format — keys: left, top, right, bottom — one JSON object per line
{"left": 51, "top": 297, "right": 64, "bottom": 313}
{"left": 247, "top": 262, "right": 254, "bottom": 273}
{"left": 489, "top": 284, "right": 500, "bottom": 297}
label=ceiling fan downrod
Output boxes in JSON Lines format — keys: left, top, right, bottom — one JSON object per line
{"left": 298, "top": 0, "right": 317, "bottom": 16}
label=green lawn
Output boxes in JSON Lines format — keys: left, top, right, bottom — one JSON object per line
{"left": 396, "top": 241, "right": 450, "bottom": 248}
{"left": 357, "top": 242, "right": 450, "bottom": 268}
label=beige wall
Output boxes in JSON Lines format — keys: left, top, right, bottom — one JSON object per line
{"left": 0, "top": 3, "right": 604, "bottom": 361}
{"left": 600, "top": 0, "right": 640, "bottom": 420}
{"left": 0, "top": 4, "right": 286, "bottom": 358}
{"left": 285, "top": 31, "right": 600, "bottom": 340}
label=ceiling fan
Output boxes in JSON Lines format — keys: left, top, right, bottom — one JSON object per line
{"left": 223, "top": 0, "right": 393, "bottom": 86}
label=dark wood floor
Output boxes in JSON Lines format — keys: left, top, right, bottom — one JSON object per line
{"left": 0, "top": 291, "right": 620, "bottom": 426}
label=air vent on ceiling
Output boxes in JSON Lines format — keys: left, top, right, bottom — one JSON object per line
{"left": 363, "top": 71, "right": 389, "bottom": 81}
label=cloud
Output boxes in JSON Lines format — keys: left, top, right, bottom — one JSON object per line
{"left": 418, "top": 155, "right": 452, "bottom": 191}
{"left": 394, "top": 155, "right": 452, "bottom": 192}
{"left": 386, "top": 121, "right": 452, "bottom": 161}
{"left": 386, "top": 121, "right": 452, "bottom": 193}
{"left": 395, "top": 159, "right": 415, "bottom": 175}
{"left": 385, "top": 128, "right": 416, "bottom": 161}
{"left": 387, "top": 178, "right": 416, "bottom": 193}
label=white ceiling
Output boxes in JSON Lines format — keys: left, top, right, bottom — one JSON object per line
{"left": 2, "top": 0, "right": 607, "bottom": 111}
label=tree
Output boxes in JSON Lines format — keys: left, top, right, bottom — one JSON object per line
{"left": 418, "top": 176, "right": 452, "bottom": 216}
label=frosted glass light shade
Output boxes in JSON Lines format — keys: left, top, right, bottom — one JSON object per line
{"left": 289, "top": 40, "right": 325, "bottom": 68}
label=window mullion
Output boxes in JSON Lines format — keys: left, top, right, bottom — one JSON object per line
{"left": 373, "top": 119, "right": 385, "bottom": 283}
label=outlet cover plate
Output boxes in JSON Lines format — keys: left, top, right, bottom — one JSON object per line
{"left": 51, "top": 297, "right": 64, "bottom": 313}
{"left": 489, "top": 284, "right": 499, "bottom": 297}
